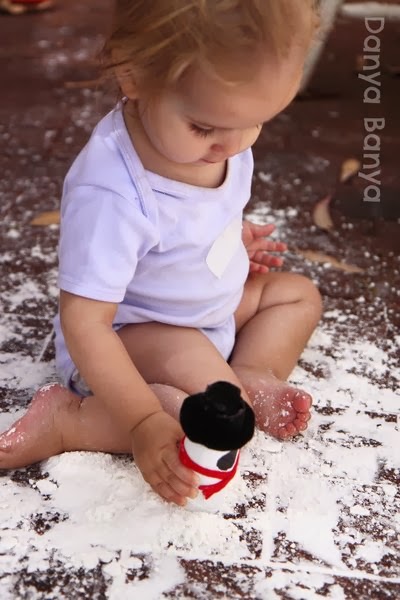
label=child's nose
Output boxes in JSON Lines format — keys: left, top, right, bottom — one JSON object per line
{"left": 211, "top": 132, "right": 242, "bottom": 158}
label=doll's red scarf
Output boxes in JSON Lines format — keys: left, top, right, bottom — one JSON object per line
{"left": 179, "top": 437, "right": 239, "bottom": 499}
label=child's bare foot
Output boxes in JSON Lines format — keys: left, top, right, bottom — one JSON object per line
{"left": 0, "top": 383, "right": 73, "bottom": 469}
{"left": 232, "top": 367, "right": 312, "bottom": 440}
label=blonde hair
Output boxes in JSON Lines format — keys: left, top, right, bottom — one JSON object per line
{"left": 103, "top": 0, "right": 320, "bottom": 93}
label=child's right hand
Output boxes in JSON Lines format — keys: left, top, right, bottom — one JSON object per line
{"left": 130, "top": 410, "right": 199, "bottom": 506}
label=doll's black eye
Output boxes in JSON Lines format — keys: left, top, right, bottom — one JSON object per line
{"left": 217, "top": 450, "right": 238, "bottom": 470}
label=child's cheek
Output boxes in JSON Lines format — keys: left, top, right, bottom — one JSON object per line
{"left": 243, "top": 127, "right": 262, "bottom": 151}
{"left": 163, "top": 134, "right": 203, "bottom": 164}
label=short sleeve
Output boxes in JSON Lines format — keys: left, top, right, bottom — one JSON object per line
{"left": 57, "top": 185, "right": 158, "bottom": 303}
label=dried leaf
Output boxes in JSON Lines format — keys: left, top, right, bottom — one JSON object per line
{"left": 297, "top": 249, "right": 363, "bottom": 273}
{"left": 340, "top": 158, "right": 361, "bottom": 183}
{"left": 313, "top": 195, "right": 334, "bottom": 230}
{"left": 30, "top": 211, "right": 60, "bottom": 226}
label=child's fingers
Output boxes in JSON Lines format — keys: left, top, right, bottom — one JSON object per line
{"left": 250, "top": 222, "right": 275, "bottom": 235}
{"left": 248, "top": 240, "right": 287, "bottom": 254}
{"left": 153, "top": 480, "right": 187, "bottom": 506}
{"left": 249, "top": 262, "right": 269, "bottom": 274}
{"left": 150, "top": 462, "right": 199, "bottom": 506}
{"left": 252, "top": 251, "right": 284, "bottom": 267}
{"left": 157, "top": 460, "right": 198, "bottom": 499}
{"left": 274, "top": 242, "right": 288, "bottom": 251}
{"left": 163, "top": 451, "right": 200, "bottom": 499}
{"left": 145, "top": 465, "right": 195, "bottom": 506}
{"left": 261, "top": 241, "right": 287, "bottom": 252}
{"left": 167, "top": 471, "right": 198, "bottom": 500}
{"left": 164, "top": 448, "right": 200, "bottom": 488}
{"left": 264, "top": 255, "right": 284, "bottom": 267}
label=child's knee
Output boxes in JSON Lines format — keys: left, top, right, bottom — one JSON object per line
{"left": 292, "top": 274, "right": 323, "bottom": 319}
{"left": 264, "top": 272, "right": 322, "bottom": 316}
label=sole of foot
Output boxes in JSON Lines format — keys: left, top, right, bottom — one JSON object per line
{"left": 0, "top": 383, "right": 70, "bottom": 470}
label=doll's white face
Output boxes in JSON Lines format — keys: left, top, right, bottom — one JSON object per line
{"left": 126, "top": 53, "right": 304, "bottom": 169}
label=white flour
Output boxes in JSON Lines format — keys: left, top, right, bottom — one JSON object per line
{"left": 0, "top": 201, "right": 399, "bottom": 598}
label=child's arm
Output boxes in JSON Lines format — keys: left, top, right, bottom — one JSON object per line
{"left": 60, "top": 290, "right": 198, "bottom": 506}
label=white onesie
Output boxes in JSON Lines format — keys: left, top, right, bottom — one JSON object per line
{"left": 53, "top": 104, "right": 253, "bottom": 392}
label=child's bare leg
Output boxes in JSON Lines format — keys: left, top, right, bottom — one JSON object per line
{"left": 0, "top": 383, "right": 188, "bottom": 470}
{"left": 0, "top": 326, "right": 247, "bottom": 470}
{"left": 231, "top": 272, "right": 323, "bottom": 439}
{"left": 0, "top": 291, "right": 321, "bottom": 471}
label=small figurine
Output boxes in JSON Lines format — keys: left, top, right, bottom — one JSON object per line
{"left": 179, "top": 381, "right": 255, "bottom": 511}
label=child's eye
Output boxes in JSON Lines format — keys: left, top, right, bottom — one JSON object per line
{"left": 189, "top": 123, "right": 215, "bottom": 138}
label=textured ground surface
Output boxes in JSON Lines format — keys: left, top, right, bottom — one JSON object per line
{"left": 0, "top": 1, "right": 399, "bottom": 598}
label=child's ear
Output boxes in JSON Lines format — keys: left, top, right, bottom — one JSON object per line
{"left": 112, "top": 51, "right": 139, "bottom": 99}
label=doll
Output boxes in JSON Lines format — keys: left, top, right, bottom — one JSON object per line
{"left": 179, "top": 381, "right": 255, "bottom": 511}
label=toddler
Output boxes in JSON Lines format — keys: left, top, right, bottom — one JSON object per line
{"left": 0, "top": 0, "right": 322, "bottom": 506}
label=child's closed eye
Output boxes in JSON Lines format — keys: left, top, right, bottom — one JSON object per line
{"left": 189, "top": 123, "right": 215, "bottom": 138}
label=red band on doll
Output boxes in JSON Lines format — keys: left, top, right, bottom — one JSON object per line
{"left": 179, "top": 437, "right": 239, "bottom": 499}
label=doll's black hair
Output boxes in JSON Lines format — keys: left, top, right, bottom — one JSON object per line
{"left": 180, "top": 381, "right": 255, "bottom": 451}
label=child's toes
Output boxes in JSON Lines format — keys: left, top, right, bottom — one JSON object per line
{"left": 279, "top": 422, "right": 297, "bottom": 439}
{"left": 294, "top": 417, "right": 308, "bottom": 432}
{"left": 296, "top": 412, "right": 311, "bottom": 423}
{"left": 0, "top": 428, "right": 21, "bottom": 451}
{"left": 292, "top": 391, "right": 313, "bottom": 413}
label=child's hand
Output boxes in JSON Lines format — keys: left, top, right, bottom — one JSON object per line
{"left": 131, "top": 410, "right": 199, "bottom": 506}
{"left": 242, "top": 220, "right": 287, "bottom": 274}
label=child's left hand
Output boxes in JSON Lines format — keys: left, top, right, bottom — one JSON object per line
{"left": 242, "top": 220, "right": 287, "bottom": 274}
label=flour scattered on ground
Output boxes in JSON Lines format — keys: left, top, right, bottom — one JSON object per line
{"left": 0, "top": 203, "right": 399, "bottom": 597}
{"left": 0, "top": 314, "right": 398, "bottom": 597}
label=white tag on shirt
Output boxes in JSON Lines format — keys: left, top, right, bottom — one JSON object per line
{"left": 206, "top": 216, "right": 242, "bottom": 279}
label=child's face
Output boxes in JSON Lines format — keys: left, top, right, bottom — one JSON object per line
{"left": 134, "top": 55, "right": 304, "bottom": 166}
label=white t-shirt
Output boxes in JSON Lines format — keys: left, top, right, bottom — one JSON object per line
{"left": 54, "top": 104, "right": 253, "bottom": 381}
